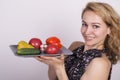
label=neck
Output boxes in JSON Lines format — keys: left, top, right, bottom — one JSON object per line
{"left": 84, "top": 44, "right": 104, "bottom": 51}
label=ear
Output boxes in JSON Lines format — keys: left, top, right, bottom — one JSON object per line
{"left": 107, "top": 27, "right": 111, "bottom": 35}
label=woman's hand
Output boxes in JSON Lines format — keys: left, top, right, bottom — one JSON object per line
{"left": 35, "top": 54, "right": 69, "bottom": 80}
{"left": 34, "top": 54, "right": 65, "bottom": 70}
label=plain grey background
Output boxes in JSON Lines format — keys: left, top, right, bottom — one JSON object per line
{"left": 0, "top": 0, "right": 120, "bottom": 80}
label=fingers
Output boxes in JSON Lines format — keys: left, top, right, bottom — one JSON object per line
{"left": 34, "top": 56, "right": 51, "bottom": 65}
{"left": 34, "top": 54, "right": 65, "bottom": 66}
{"left": 35, "top": 54, "right": 65, "bottom": 61}
{"left": 34, "top": 56, "right": 43, "bottom": 62}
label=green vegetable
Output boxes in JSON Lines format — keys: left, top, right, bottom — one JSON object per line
{"left": 17, "top": 48, "right": 41, "bottom": 55}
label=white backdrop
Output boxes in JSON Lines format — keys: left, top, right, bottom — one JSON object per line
{"left": 0, "top": 0, "right": 120, "bottom": 80}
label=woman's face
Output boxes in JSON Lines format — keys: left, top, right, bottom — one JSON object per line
{"left": 81, "top": 10, "right": 110, "bottom": 48}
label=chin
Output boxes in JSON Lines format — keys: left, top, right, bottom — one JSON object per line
{"left": 85, "top": 41, "right": 95, "bottom": 46}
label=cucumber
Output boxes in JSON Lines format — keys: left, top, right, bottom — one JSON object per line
{"left": 17, "top": 48, "right": 41, "bottom": 55}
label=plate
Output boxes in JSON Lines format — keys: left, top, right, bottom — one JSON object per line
{"left": 9, "top": 45, "right": 73, "bottom": 57}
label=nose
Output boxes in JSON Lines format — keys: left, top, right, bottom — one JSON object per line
{"left": 85, "top": 26, "right": 93, "bottom": 35}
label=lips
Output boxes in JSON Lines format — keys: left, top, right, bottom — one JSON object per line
{"left": 84, "top": 35, "right": 95, "bottom": 41}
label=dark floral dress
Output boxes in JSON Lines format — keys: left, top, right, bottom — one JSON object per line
{"left": 64, "top": 45, "right": 112, "bottom": 80}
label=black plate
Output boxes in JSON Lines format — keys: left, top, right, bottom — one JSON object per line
{"left": 9, "top": 45, "right": 73, "bottom": 57}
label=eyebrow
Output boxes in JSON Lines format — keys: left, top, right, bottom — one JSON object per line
{"left": 82, "top": 20, "right": 101, "bottom": 25}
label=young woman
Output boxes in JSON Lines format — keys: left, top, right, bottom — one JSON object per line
{"left": 35, "top": 2, "right": 120, "bottom": 80}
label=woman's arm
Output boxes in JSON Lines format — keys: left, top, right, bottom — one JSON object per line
{"left": 81, "top": 56, "right": 111, "bottom": 80}
{"left": 55, "top": 64, "right": 68, "bottom": 80}
{"left": 48, "top": 66, "right": 57, "bottom": 80}
{"left": 35, "top": 54, "right": 69, "bottom": 80}
{"left": 48, "top": 64, "right": 68, "bottom": 80}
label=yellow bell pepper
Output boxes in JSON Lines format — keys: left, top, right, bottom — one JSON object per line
{"left": 17, "top": 40, "right": 34, "bottom": 49}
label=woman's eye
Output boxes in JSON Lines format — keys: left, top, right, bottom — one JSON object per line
{"left": 93, "top": 25, "right": 100, "bottom": 29}
{"left": 82, "top": 23, "right": 88, "bottom": 27}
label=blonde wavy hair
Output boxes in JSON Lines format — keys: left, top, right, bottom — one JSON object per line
{"left": 81, "top": 2, "right": 120, "bottom": 64}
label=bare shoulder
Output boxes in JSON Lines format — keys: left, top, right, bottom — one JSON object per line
{"left": 90, "top": 55, "right": 111, "bottom": 68}
{"left": 68, "top": 41, "right": 84, "bottom": 51}
{"left": 81, "top": 55, "right": 111, "bottom": 80}
{"left": 86, "top": 55, "right": 111, "bottom": 72}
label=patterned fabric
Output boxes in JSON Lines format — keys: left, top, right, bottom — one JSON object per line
{"left": 64, "top": 45, "right": 111, "bottom": 80}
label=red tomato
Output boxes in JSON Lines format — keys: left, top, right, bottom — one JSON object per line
{"left": 45, "top": 44, "right": 59, "bottom": 54}
{"left": 46, "top": 36, "right": 60, "bottom": 45}
{"left": 51, "top": 42, "right": 62, "bottom": 49}
{"left": 29, "top": 38, "right": 42, "bottom": 49}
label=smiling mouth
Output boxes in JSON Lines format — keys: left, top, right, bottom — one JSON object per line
{"left": 84, "top": 36, "right": 95, "bottom": 41}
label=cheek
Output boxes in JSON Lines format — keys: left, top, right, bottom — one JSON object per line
{"left": 95, "top": 31, "right": 107, "bottom": 40}
{"left": 81, "top": 27, "right": 86, "bottom": 35}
